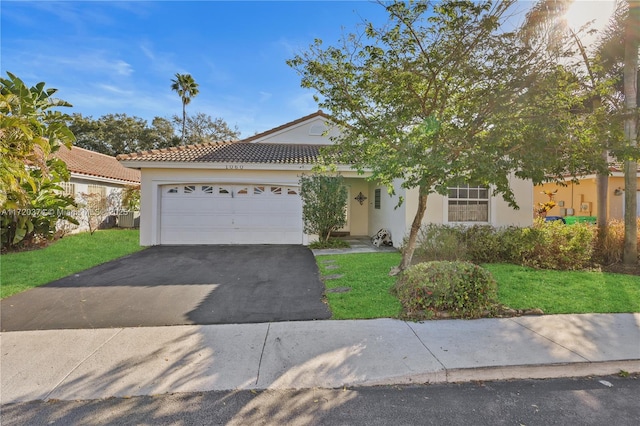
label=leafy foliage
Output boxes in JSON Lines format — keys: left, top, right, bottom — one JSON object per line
{"left": 299, "top": 173, "right": 348, "bottom": 242}
{"left": 69, "top": 112, "right": 238, "bottom": 155}
{"left": 288, "top": 0, "right": 612, "bottom": 270}
{"left": 1, "top": 72, "right": 77, "bottom": 250}
{"left": 393, "top": 261, "right": 499, "bottom": 319}
{"left": 171, "top": 73, "right": 199, "bottom": 143}
{"left": 412, "top": 221, "right": 597, "bottom": 270}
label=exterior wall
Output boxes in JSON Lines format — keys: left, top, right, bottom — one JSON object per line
{"left": 493, "top": 174, "right": 534, "bottom": 227}
{"left": 250, "top": 117, "right": 340, "bottom": 145}
{"left": 370, "top": 174, "right": 534, "bottom": 248}
{"left": 61, "top": 177, "right": 129, "bottom": 233}
{"left": 535, "top": 174, "right": 635, "bottom": 220}
{"left": 368, "top": 180, "right": 407, "bottom": 247}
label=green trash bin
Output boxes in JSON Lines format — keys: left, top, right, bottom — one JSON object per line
{"left": 565, "top": 216, "right": 596, "bottom": 225}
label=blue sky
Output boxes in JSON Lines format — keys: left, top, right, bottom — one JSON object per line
{"left": 2, "top": 1, "right": 391, "bottom": 137}
{"left": 2, "top": 1, "right": 612, "bottom": 138}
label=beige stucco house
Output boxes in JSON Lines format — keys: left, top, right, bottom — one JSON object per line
{"left": 55, "top": 145, "right": 141, "bottom": 231}
{"left": 534, "top": 169, "right": 639, "bottom": 221}
{"left": 118, "top": 111, "right": 533, "bottom": 247}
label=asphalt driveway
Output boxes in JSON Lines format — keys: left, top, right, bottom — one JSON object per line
{"left": 1, "top": 245, "right": 331, "bottom": 331}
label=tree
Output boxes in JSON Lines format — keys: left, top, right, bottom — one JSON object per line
{"left": 170, "top": 73, "right": 199, "bottom": 143}
{"left": 0, "top": 72, "right": 77, "bottom": 249}
{"left": 299, "top": 173, "right": 348, "bottom": 243}
{"left": 171, "top": 112, "right": 241, "bottom": 144}
{"left": 70, "top": 113, "right": 181, "bottom": 155}
{"left": 289, "top": 0, "right": 596, "bottom": 270}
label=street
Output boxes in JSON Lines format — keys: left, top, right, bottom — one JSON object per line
{"left": 2, "top": 374, "right": 638, "bottom": 425}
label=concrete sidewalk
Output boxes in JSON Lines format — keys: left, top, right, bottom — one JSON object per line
{"left": 2, "top": 314, "right": 639, "bottom": 404}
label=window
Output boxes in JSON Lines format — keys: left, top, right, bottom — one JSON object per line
{"left": 270, "top": 186, "right": 282, "bottom": 195}
{"left": 60, "top": 182, "right": 75, "bottom": 197}
{"left": 448, "top": 183, "right": 489, "bottom": 222}
{"left": 202, "top": 185, "right": 214, "bottom": 194}
{"left": 167, "top": 186, "right": 179, "bottom": 194}
{"left": 374, "top": 189, "right": 381, "bottom": 209}
{"left": 184, "top": 185, "right": 196, "bottom": 194}
{"left": 218, "top": 187, "right": 230, "bottom": 194}
{"left": 287, "top": 188, "right": 298, "bottom": 195}
{"left": 88, "top": 184, "right": 106, "bottom": 198}
{"left": 254, "top": 186, "right": 265, "bottom": 195}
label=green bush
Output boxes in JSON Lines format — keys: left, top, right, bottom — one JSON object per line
{"left": 412, "top": 224, "right": 467, "bottom": 262}
{"left": 520, "top": 219, "right": 595, "bottom": 270}
{"left": 393, "top": 261, "right": 499, "bottom": 319}
{"left": 412, "top": 221, "right": 596, "bottom": 271}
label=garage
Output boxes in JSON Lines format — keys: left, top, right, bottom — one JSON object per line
{"left": 160, "top": 183, "right": 303, "bottom": 244}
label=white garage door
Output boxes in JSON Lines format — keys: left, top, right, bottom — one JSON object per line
{"left": 160, "top": 184, "right": 303, "bottom": 244}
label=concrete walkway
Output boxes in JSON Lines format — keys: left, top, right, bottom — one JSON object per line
{"left": 2, "top": 314, "right": 639, "bottom": 404}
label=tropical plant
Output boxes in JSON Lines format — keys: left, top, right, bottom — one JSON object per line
{"left": 0, "top": 72, "right": 77, "bottom": 250}
{"left": 299, "top": 173, "right": 348, "bottom": 243}
{"left": 170, "top": 73, "right": 199, "bottom": 143}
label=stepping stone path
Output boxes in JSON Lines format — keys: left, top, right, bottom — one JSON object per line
{"left": 324, "top": 265, "right": 340, "bottom": 270}
{"left": 326, "top": 286, "right": 351, "bottom": 293}
{"left": 322, "top": 274, "right": 344, "bottom": 281}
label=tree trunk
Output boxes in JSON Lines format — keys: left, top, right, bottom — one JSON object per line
{"left": 623, "top": 1, "right": 639, "bottom": 265}
{"left": 181, "top": 102, "right": 187, "bottom": 144}
{"left": 399, "top": 186, "right": 429, "bottom": 271}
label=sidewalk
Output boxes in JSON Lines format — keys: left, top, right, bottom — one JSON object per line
{"left": 2, "top": 314, "right": 639, "bottom": 404}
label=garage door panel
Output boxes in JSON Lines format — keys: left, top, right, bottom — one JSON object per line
{"left": 160, "top": 184, "right": 303, "bottom": 244}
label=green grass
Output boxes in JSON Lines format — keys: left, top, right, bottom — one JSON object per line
{"left": 316, "top": 253, "right": 640, "bottom": 319}
{"left": 485, "top": 263, "right": 640, "bottom": 314}
{"left": 1, "top": 229, "right": 144, "bottom": 299}
{"left": 317, "top": 252, "right": 402, "bottom": 319}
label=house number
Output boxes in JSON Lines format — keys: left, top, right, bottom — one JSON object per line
{"left": 225, "top": 165, "right": 244, "bottom": 170}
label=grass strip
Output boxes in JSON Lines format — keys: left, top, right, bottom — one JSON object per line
{"left": 1, "top": 229, "right": 144, "bottom": 299}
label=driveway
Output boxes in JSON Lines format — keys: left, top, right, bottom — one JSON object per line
{"left": 1, "top": 245, "right": 331, "bottom": 332}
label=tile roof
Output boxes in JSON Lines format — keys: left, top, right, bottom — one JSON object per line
{"left": 56, "top": 145, "right": 141, "bottom": 183}
{"left": 117, "top": 142, "right": 321, "bottom": 164}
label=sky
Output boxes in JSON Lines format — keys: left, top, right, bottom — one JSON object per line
{"left": 1, "top": 1, "right": 616, "bottom": 138}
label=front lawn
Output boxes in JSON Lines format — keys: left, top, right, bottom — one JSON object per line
{"left": 1, "top": 229, "right": 144, "bottom": 299}
{"left": 317, "top": 253, "right": 403, "bottom": 319}
{"left": 485, "top": 263, "right": 640, "bottom": 314}
{"left": 316, "top": 253, "right": 640, "bottom": 319}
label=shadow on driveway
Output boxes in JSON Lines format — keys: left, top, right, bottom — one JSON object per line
{"left": 1, "top": 246, "right": 331, "bottom": 331}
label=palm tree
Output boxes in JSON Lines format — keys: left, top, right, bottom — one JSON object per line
{"left": 170, "top": 73, "right": 199, "bottom": 143}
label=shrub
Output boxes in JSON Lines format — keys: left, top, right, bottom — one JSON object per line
{"left": 309, "top": 238, "right": 351, "bottom": 249}
{"left": 520, "top": 219, "right": 595, "bottom": 270}
{"left": 299, "top": 173, "right": 348, "bottom": 243}
{"left": 462, "top": 225, "right": 503, "bottom": 263}
{"left": 393, "top": 261, "right": 499, "bottom": 319}
{"left": 412, "top": 224, "right": 467, "bottom": 263}
{"left": 593, "top": 219, "right": 640, "bottom": 265}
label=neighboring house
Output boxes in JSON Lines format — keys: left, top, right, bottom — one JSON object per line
{"left": 535, "top": 166, "right": 640, "bottom": 221}
{"left": 55, "top": 145, "right": 141, "bottom": 231}
{"left": 118, "top": 111, "right": 533, "bottom": 246}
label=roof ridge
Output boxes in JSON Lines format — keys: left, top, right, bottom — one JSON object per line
{"left": 241, "top": 110, "right": 331, "bottom": 143}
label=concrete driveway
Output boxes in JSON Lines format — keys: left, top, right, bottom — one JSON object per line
{"left": 1, "top": 245, "right": 331, "bottom": 331}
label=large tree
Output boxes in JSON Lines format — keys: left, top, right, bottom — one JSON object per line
{"left": 171, "top": 112, "right": 241, "bottom": 144}
{"left": 170, "top": 73, "right": 199, "bottom": 143}
{"left": 289, "top": 0, "right": 600, "bottom": 270}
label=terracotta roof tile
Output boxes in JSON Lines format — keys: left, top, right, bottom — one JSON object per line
{"left": 117, "top": 142, "right": 321, "bottom": 164}
{"left": 56, "top": 145, "right": 140, "bottom": 183}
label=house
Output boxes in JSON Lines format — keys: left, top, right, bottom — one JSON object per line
{"left": 118, "top": 111, "right": 533, "bottom": 246}
{"left": 534, "top": 166, "right": 640, "bottom": 221}
{"left": 55, "top": 145, "right": 141, "bottom": 230}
